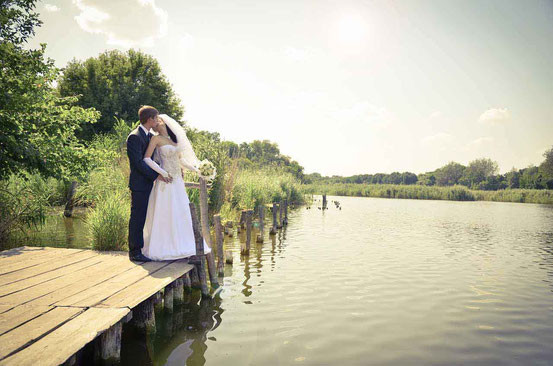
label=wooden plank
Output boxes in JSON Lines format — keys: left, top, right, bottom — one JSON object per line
{"left": 0, "top": 248, "right": 85, "bottom": 275}
{"left": 0, "top": 305, "right": 52, "bottom": 335}
{"left": 0, "top": 250, "right": 101, "bottom": 292}
{"left": 0, "top": 307, "right": 129, "bottom": 366}
{"left": 98, "top": 261, "right": 193, "bottom": 309}
{"left": 54, "top": 261, "right": 169, "bottom": 307}
{"left": 0, "top": 254, "right": 133, "bottom": 306}
{"left": 0, "top": 247, "right": 54, "bottom": 261}
{"left": 0, "top": 307, "right": 83, "bottom": 360}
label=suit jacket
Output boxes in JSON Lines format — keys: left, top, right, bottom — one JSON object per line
{"left": 127, "top": 126, "right": 159, "bottom": 192}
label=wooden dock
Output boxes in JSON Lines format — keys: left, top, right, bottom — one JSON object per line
{"left": 0, "top": 246, "right": 193, "bottom": 366}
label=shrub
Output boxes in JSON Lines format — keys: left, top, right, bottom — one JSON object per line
{"left": 86, "top": 190, "right": 129, "bottom": 251}
{"left": 0, "top": 172, "right": 51, "bottom": 244}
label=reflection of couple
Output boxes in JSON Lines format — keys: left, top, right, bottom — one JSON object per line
{"left": 126, "top": 106, "right": 211, "bottom": 262}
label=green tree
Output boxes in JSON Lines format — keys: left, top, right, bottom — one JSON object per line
{"left": 57, "top": 49, "right": 183, "bottom": 139}
{"left": 0, "top": 0, "right": 99, "bottom": 180}
{"left": 505, "top": 168, "right": 520, "bottom": 189}
{"left": 540, "top": 146, "right": 553, "bottom": 177}
{"left": 462, "top": 158, "right": 499, "bottom": 188}
{"left": 435, "top": 162, "right": 466, "bottom": 186}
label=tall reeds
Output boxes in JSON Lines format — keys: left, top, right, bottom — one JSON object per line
{"left": 303, "top": 183, "right": 553, "bottom": 204}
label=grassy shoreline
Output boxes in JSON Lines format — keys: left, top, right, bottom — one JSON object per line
{"left": 302, "top": 183, "right": 553, "bottom": 205}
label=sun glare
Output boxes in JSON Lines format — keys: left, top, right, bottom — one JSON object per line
{"left": 336, "top": 14, "right": 368, "bottom": 45}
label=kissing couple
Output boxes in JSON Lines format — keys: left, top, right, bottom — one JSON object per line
{"left": 126, "top": 106, "right": 213, "bottom": 262}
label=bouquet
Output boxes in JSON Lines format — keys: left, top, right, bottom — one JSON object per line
{"left": 197, "top": 160, "right": 217, "bottom": 182}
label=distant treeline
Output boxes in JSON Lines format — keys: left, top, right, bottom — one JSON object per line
{"left": 305, "top": 153, "right": 553, "bottom": 191}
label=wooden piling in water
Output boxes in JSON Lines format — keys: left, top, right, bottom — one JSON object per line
{"left": 283, "top": 199, "right": 288, "bottom": 225}
{"left": 242, "top": 210, "right": 253, "bottom": 255}
{"left": 225, "top": 250, "right": 233, "bottom": 264}
{"left": 239, "top": 210, "right": 247, "bottom": 229}
{"left": 183, "top": 273, "right": 192, "bottom": 292}
{"left": 213, "top": 215, "right": 225, "bottom": 277}
{"left": 199, "top": 178, "right": 219, "bottom": 289}
{"left": 189, "top": 203, "right": 210, "bottom": 297}
{"left": 163, "top": 282, "right": 174, "bottom": 313}
{"left": 153, "top": 290, "right": 163, "bottom": 313}
{"left": 189, "top": 266, "right": 201, "bottom": 289}
{"left": 63, "top": 181, "right": 78, "bottom": 218}
{"left": 94, "top": 321, "right": 122, "bottom": 365}
{"left": 322, "top": 194, "right": 327, "bottom": 210}
{"left": 256, "top": 205, "right": 264, "bottom": 243}
{"left": 132, "top": 296, "right": 156, "bottom": 335}
{"left": 277, "top": 201, "right": 283, "bottom": 229}
{"left": 173, "top": 278, "right": 184, "bottom": 306}
{"left": 270, "top": 203, "right": 278, "bottom": 235}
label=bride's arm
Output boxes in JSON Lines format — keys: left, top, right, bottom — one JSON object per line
{"left": 143, "top": 136, "right": 170, "bottom": 178}
{"left": 179, "top": 152, "right": 200, "bottom": 173}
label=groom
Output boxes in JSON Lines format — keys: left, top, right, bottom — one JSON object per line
{"left": 127, "top": 105, "right": 169, "bottom": 262}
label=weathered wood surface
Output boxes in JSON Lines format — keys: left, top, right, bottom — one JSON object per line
{"left": 0, "top": 307, "right": 128, "bottom": 366}
{"left": 0, "top": 247, "right": 193, "bottom": 366}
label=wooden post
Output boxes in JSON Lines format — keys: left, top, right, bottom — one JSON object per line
{"left": 173, "top": 278, "right": 184, "bottom": 306}
{"left": 242, "top": 210, "right": 252, "bottom": 255}
{"left": 132, "top": 296, "right": 156, "bottom": 335}
{"left": 153, "top": 290, "right": 163, "bottom": 313}
{"left": 189, "top": 203, "right": 210, "bottom": 297}
{"left": 199, "top": 178, "right": 219, "bottom": 289}
{"left": 225, "top": 250, "right": 233, "bottom": 264}
{"left": 94, "top": 322, "right": 122, "bottom": 365}
{"left": 164, "top": 282, "right": 174, "bottom": 313}
{"left": 256, "top": 205, "right": 264, "bottom": 243}
{"left": 270, "top": 203, "right": 277, "bottom": 235}
{"left": 63, "top": 181, "right": 78, "bottom": 218}
{"left": 183, "top": 273, "right": 192, "bottom": 292}
{"left": 213, "top": 215, "right": 224, "bottom": 277}
{"left": 277, "top": 201, "right": 283, "bottom": 229}
{"left": 283, "top": 199, "right": 288, "bottom": 225}
{"left": 189, "top": 267, "right": 201, "bottom": 289}
{"left": 239, "top": 210, "right": 247, "bottom": 229}
{"left": 322, "top": 194, "right": 327, "bottom": 210}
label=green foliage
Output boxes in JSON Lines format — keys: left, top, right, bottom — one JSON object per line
{"left": 0, "top": 171, "right": 51, "bottom": 243}
{"left": 434, "top": 162, "right": 466, "bottom": 186}
{"left": 223, "top": 168, "right": 303, "bottom": 215}
{"left": 461, "top": 158, "right": 499, "bottom": 187}
{"left": 0, "top": 0, "right": 100, "bottom": 181}
{"left": 86, "top": 190, "right": 129, "bottom": 251}
{"left": 57, "top": 49, "right": 184, "bottom": 139}
{"left": 303, "top": 183, "right": 553, "bottom": 204}
{"left": 238, "top": 140, "right": 304, "bottom": 181}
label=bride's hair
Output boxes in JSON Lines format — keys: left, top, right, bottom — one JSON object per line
{"left": 166, "top": 125, "right": 178, "bottom": 144}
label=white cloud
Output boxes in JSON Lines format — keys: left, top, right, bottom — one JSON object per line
{"left": 468, "top": 136, "right": 495, "bottom": 148}
{"left": 44, "top": 4, "right": 60, "bottom": 12}
{"left": 72, "top": 0, "right": 168, "bottom": 48}
{"left": 479, "top": 108, "right": 510, "bottom": 123}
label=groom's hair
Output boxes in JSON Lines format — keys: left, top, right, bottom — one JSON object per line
{"left": 138, "top": 105, "right": 159, "bottom": 125}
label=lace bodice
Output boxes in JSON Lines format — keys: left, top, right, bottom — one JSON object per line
{"left": 158, "top": 145, "right": 184, "bottom": 178}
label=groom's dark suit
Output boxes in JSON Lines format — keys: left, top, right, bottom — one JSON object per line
{"left": 127, "top": 126, "right": 158, "bottom": 257}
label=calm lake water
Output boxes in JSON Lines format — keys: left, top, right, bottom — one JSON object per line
{"left": 7, "top": 197, "right": 553, "bottom": 365}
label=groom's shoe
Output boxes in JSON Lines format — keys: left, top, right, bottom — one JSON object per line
{"left": 129, "top": 252, "right": 152, "bottom": 262}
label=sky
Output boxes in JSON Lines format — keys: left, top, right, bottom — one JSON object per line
{"left": 28, "top": 0, "right": 553, "bottom": 176}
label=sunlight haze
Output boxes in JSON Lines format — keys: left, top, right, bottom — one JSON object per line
{"left": 29, "top": 0, "right": 553, "bottom": 176}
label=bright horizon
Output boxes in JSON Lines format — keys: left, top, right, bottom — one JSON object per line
{"left": 29, "top": 0, "right": 553, "bottom": 176}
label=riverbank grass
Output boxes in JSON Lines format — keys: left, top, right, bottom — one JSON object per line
{"left": 303, "top": 183, "right": 553, "bottom": 204}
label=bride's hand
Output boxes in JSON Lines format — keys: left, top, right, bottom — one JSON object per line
{"left": 166, "top": 174, "right": 173, "bottom": 183}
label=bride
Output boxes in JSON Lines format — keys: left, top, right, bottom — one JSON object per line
{"left": 142, "top": 114, "right": 211, "bottom": 260}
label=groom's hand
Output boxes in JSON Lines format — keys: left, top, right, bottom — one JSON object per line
{"left": 157, "top": 175, "right": 169, "bottom": 183}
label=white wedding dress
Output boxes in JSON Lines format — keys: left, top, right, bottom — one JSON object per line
{"left": 142, "top": 144, "right": 211, "bottom": 260}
